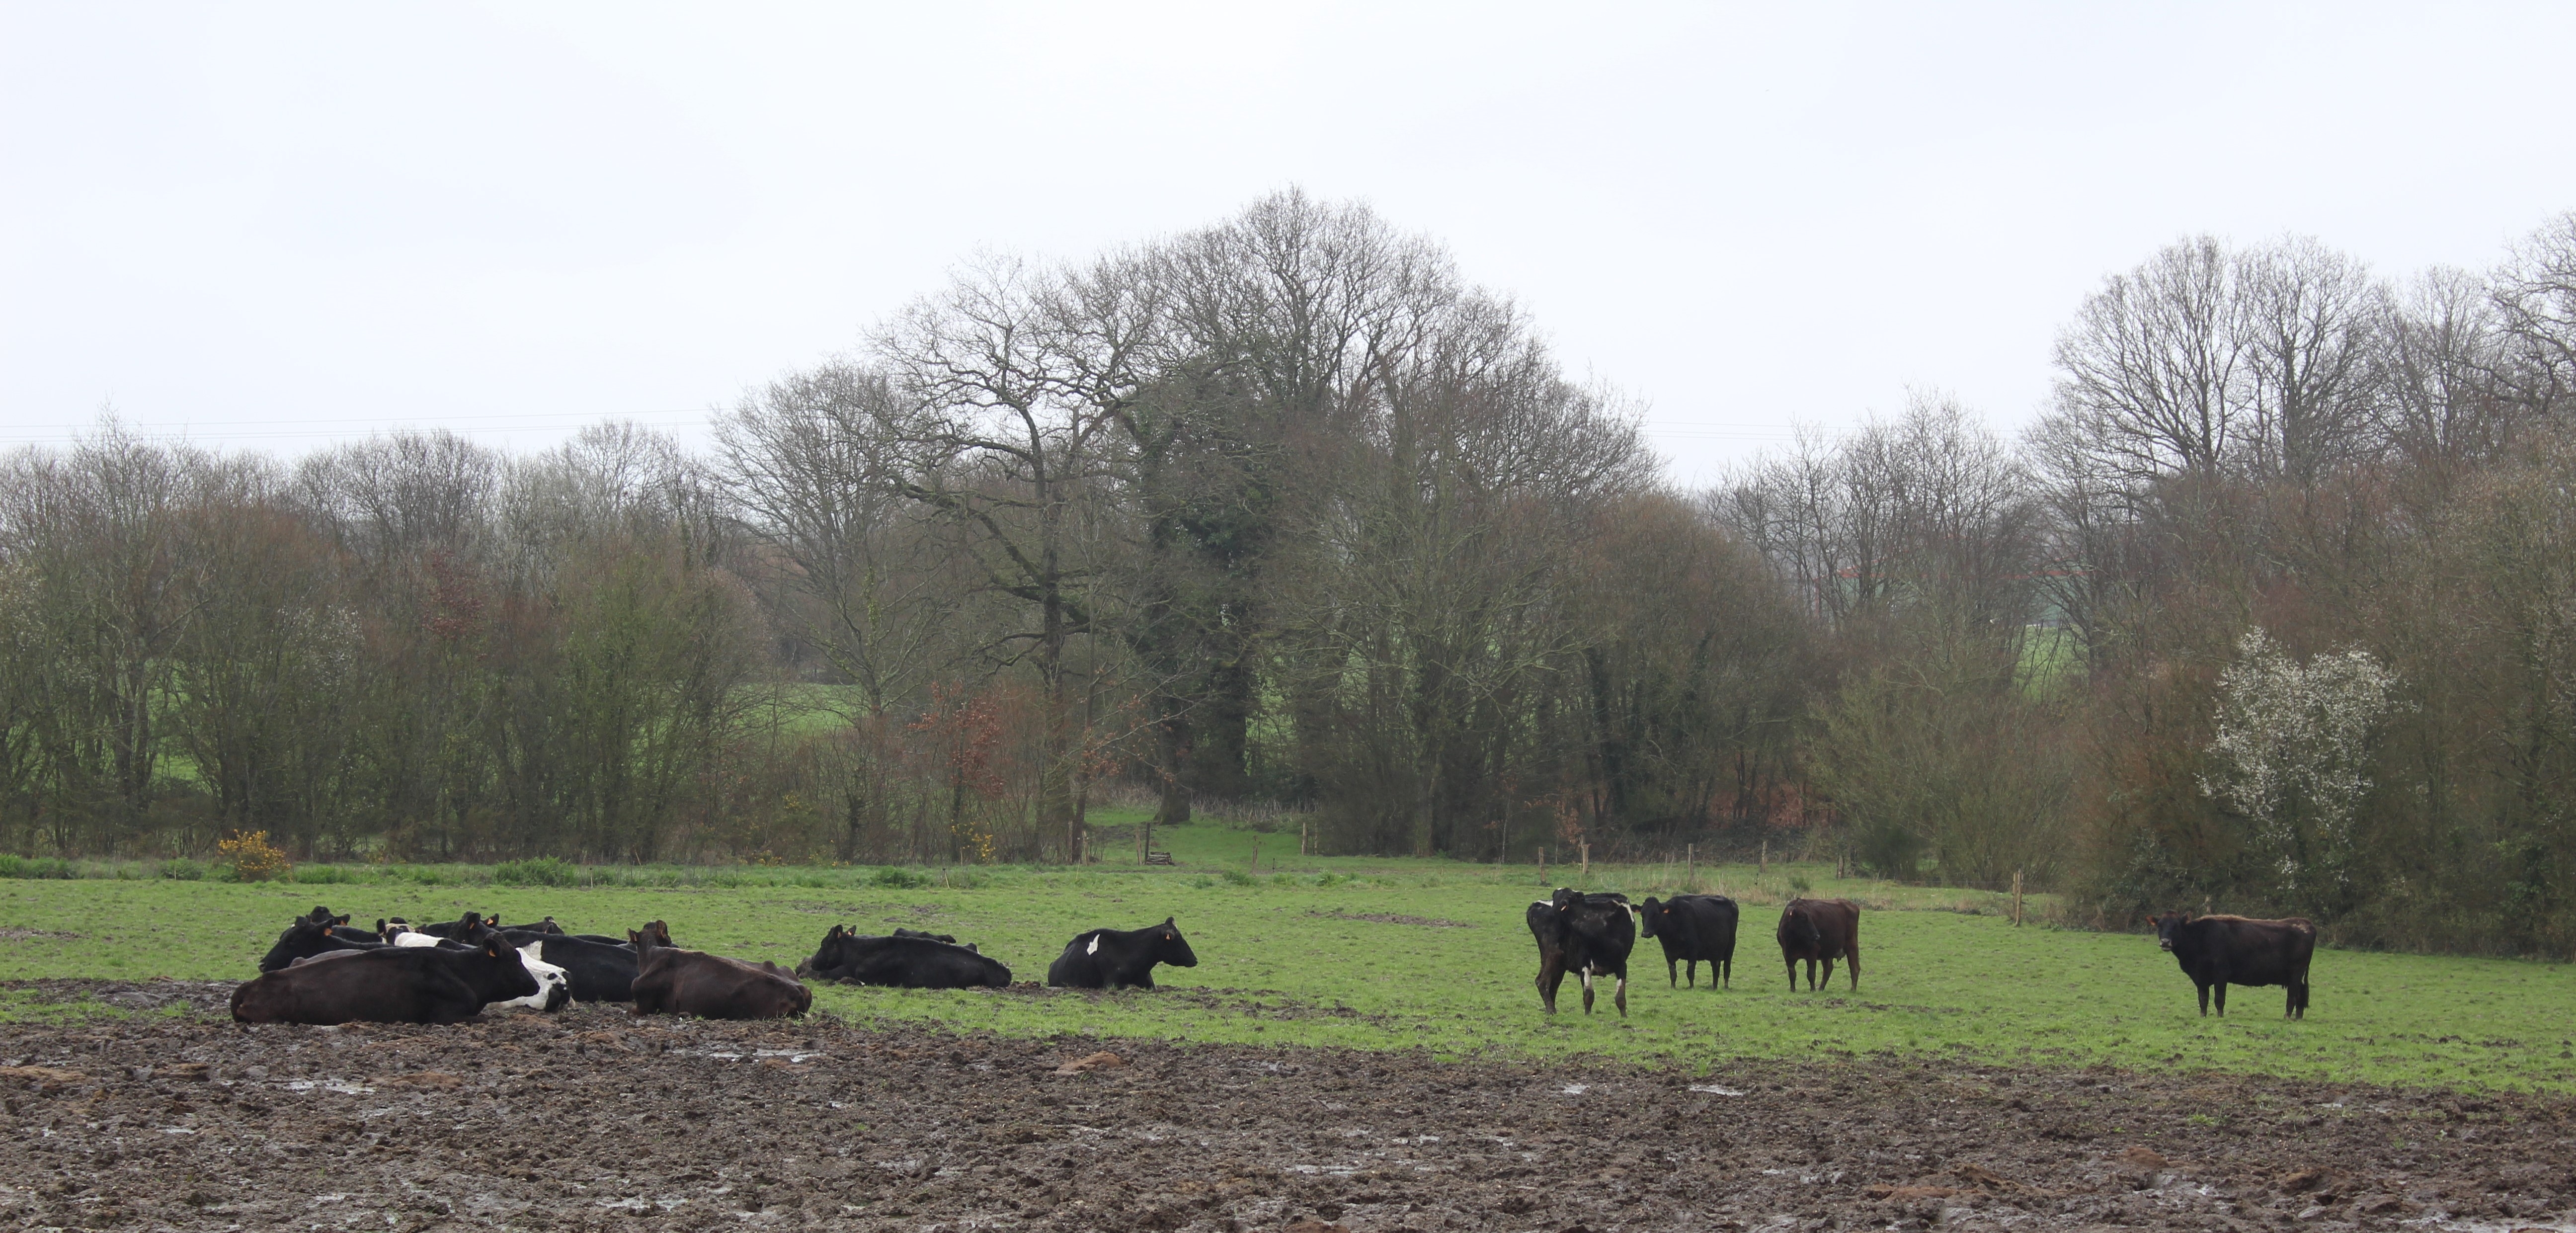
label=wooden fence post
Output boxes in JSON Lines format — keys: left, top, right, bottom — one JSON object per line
{"left": 1538, "top": 847, "right": 1547, "bottom": 886}
{"left": 1686, "top": 842, "right": 1695, "bottom": 892}
{"left": 2013, "top": 869, "right": 2025, "bottom": 926}
{"left": 1580, "top": 841, "right": 1590, "bottom": 886}
{"left": 1251, "top": 838, "right": 1261, "bottom": 875}
{"left": 1301, "top": 820, "right": 1309, "bottom": 857}
{"left": 1760, "top": 839, "right": 1769, "bottom": 876}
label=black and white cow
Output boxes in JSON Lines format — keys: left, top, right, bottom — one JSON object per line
{"left": 1045, "top": 918, "right": 1197, "bottom": 989}
{"left": 1527, "top": 888, "right": 1635, "bottom": 1016}
{"left": 497, "top": 930, "right": 642, "bottom": 1003}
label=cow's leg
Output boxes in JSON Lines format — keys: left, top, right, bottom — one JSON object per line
{"left": 2195, "top": 981, "right": 2210, "bottom": 1016}
{"left": 1668, "top": 957, "right": 1680, "bottom": 988}
{"left": 1537, "top": 955, "right": 1564, "bottom": 1013}
{"left": 1613, "top": 973, "right": 1627, "bottom": 1018}
{"left": 1785, "top": 956, "right": 1798, "bottom": 990}
{"left": 2213, "top": 983, "right": 2228, "bottom": 1016}
{"left": 1580, "top": 966, "right": 1596, "bottom": 1014}
{"left": 1845, "top": 945, "right": 1859, "bottom": 991}
{"left": 1821, "top": 957, "right": 1836, "bottom": 989}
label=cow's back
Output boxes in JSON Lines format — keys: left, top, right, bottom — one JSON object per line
{"left": 2190, "top": 916, "right": 2314, "bottom": 985}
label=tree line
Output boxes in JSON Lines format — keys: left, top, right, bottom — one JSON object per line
{"left": 6, "top": 191, "right": 2576, "bottom": 954}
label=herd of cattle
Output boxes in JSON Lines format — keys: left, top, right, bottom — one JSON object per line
{"left": 221, "top": 890, "right": 2320, "bottom": 1027}
{"left": 230, "top": 908, "right": 1200, "bottom": 1025}
{"left": 1526, "top": 890, "right": 2319, "bottom": 1021}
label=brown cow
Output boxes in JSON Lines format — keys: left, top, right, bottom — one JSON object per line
{"left": 1776, "top": 897, "right": 1861, "bottom": 991}
{"left": 628, "top": 920, "right": 811, "bottom": 1020}
{"left": 2152, "top": 911, "right": 2315, "bottom": 1018}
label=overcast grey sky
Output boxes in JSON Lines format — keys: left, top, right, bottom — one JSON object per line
{"left": 4, "top": 2, "right": 2573, "bottom": 484}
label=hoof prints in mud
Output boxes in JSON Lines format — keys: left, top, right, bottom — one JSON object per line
{"left": 0, "top": 988, "right": 2572, "bottom": 1230}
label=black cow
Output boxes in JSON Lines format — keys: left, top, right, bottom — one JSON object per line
{"left": 798, "top": 926, "right": 1012, "bottom": 988}
{"left": 892, "top": 927, "right": 962, "bottom": 946}
{"left": 258, "top": 917, "right": 389, "bottom": 972}
{"left": 1528, "top": 889, "right": 1635, "bottom": 1016}
{"left": 629, "top": 922, "right": 811, "bottom": 1020}
{"left": 1046, "top": 918, "right": 1197, "bottom": 989}
{"left": 2153, "top": 911, "right": 2315, "bottom": 1018}
{"left": 1636, "top": 894, "right": 1738, "bottom": 989}
{"left": 499, "top": 930, "right": 642, "bottom": 1003}
{"left": 231, "top": 935, "right": 539, "bottom": 1024}
{"left": 1776, "top": 897, "right": 1862, "bottom": 991}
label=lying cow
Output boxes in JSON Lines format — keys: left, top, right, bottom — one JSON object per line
{"left": 259, "top": 916, "right": 389, "bottom": 972}
{"left": 499, "top": 930, "right": 640, "bottom": 1003}
{"left": 1637, "top": 894, "right": 1738, "bottom": 988}
{"left": 799, "top": 925, "right": 1012, "bottom": 988}
{"left": 1528, "top": 889, "right": 1634, "bottom": 1016}
{"left": 1045, "top": 918, "right": 1198, "bottom": 989}
{"left": 1776, "top": 897, "right": 1862, "bottom": 991}
{"left": 231, "top": 935, "right": 539, "bottom": 1025}
{"left": 629, "top": 920, "right": 810, "bottom": 1019}
{"left": 2153, "top": 911, "right": 2315, "bottom": 1018}
{"left": 389, "top": 930, "right": 569, "bottom": 1012}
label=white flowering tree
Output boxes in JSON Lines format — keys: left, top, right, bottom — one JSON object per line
{"left": 2200, "top": 628, "right": 2404, "bottom": 916}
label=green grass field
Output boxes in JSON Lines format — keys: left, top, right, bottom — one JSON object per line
{"left": 4, "top": 825, "right": 2572, "bottom": 1094}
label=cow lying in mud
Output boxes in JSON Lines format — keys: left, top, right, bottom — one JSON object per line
{"left": 388, "top": 931, "right": 570, "bottom": 1011}
{"left": 1046, "top": 918, "right": 1198, "bottom": 989}
{"left": 1777, "top": 897, "right": 1862, "bottom": 991}
{"left": 2153, "top": 911, "right": 2314, "bottom": 1018}
{"left": 1528, "top": 889, "right": 1634, "bottom": 1016}
{"left": 799, "top": 925, "right": 1012, "bottom": 988}
{"left": 629, "top": 920, "right": 811, "bottom": 1019}
{"left": 231, "top": 934, "right": 540, "bottom": 1024}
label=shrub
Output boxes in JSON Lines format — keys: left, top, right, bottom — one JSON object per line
{"left": 0, "top": 854, "right": 22, "bottom": 878}
{"left": 294, "top": 864, "right": 355, "bottom": 885}
{"left": 217, "top": 830, "right": 292, "bottom": 882}
{"left": 493, "top": 857, "right": 578, "bottom": 888}
{"left": 1219, "top": 868, "right": 1257, "bottom": 887}
{"left": 869, "top": 866, "right": 926, "bottom": 889}
{"left": 157, "top": 857, "right": 206, "bottom": 881}
{"left": 1788, "top": 872, "right": 1814, "bottom": 895}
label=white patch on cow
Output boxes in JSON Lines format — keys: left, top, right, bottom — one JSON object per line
{"left": 1085, "top": 935, "right": 1101, "bottom": 955}
{"left": 1579, "top": 970, "right": 1594, "bottom": 994}
{"left": 493, "top": 942, "right": 571, "bottom": 1012}
{"left": 392, "top": 932, "right": 441, "bottom": 948}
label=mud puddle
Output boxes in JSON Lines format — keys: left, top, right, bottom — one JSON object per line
{"left": 1, "top": 980, "right": 2570, "bottom": 1231}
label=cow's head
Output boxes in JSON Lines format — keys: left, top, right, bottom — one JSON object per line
{"left": 798, "top": 924, "right": 852, "bottom": 979}
{"left": 636, "top": 919, "right": 676, "bottom": 949}
{"left": 258, "top": 916, "right": 343, "bottom": 973}
{"left": 1153, "top": 917, "right": 1199, "bottom": 969}
{"left": 2152, "top": 911, "right": 2190, "bottom": 952}
{"left": 304, "top": 905, "right": 338, "bottom": 925}
{"left": 1777, "top": 901, "right": 1823, "bottom": 951}
{"left": 1636, "top": 897, "right": 1668, "bottom": 938}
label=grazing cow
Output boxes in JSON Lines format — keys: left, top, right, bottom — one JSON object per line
{"left": 258, "top": 917, "right": 388, "bottom": 972}
{"left": 628, "top": 921, "right": 811, "bottom": 1019}
{"left": 798, "top": 926, "right": 1012, "bottom": 988}
{"left": 1528, "top": 889, "right": 1635, "bottom": 1016}
{"left": 1636, "top": 894, "right": 1739, "bottom": 989}
{"left": 1776, "top": 898, "right": 1862, "bottom": 991}
{"left": 231, "top": 935, "right": 540, "bottom": 1025}
{"left": 498, "top": 930, "right": 641, "bottom": 1003}
{"left": 1045, "top": 918, "right": 1198, "bottom": 989}
{"left": 2152, "top": 911, "right": 2315, "bottom": 1018}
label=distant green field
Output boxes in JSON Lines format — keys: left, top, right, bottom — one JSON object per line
{"left": 4, "top": 830, "right": 2571, "bottom": 1094}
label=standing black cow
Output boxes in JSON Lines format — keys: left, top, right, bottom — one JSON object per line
{"left": 1636, "top": 894, "right": 1738, "bottom": 988}
{"left": 1045, "top": 918, "right": 1197, "bottom": 989}
{"left": 1776, "top": 897, "right": 1862, "bottom": 991}
{"left": 1528, "top": 889, "right": 1635, "bottom": 1016}
{"left": 799, "top": 926, "right": 1012, "bottom": 988}
{"left": 2152, "top": 911, "right": 2315, "bottom": 1018}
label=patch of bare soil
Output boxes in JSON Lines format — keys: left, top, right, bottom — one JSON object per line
{"left": 1306, "top": 910, "right": 1477, "bottom": 929}
{"left": 1, "top": 980, "right": 2572, "bottom": 1232}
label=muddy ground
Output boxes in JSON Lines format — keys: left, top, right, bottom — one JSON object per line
{"left": 2, "top": 979, "right": 2572, "bottom": 1232}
